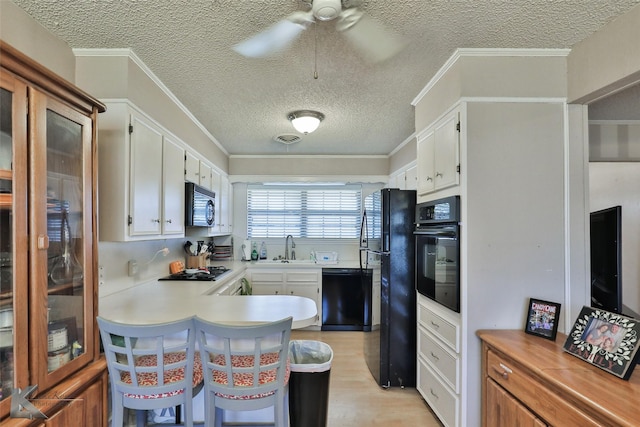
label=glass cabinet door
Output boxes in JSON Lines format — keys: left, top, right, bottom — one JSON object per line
{"left": 0, "top": 70, "right": 28, "bottom": 411}
{"left": 30, "top": 89, "right": 95, "bottom": 390}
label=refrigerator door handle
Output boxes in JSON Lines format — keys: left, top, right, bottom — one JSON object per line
{"left": 367, "top": 249, "right": 389, "bottom": 256}
{"left": 360, "top": 210, "right": 368, "bottom": 249}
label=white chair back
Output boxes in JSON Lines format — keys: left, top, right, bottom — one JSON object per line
{"left": 97, "top": 316, "right": 201, "bottom": 427}
{"left": 195, "top": 316, "right": 292, "bottom": 427}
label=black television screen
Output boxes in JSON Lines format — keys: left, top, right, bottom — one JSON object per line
{"left": 590, "top": 205, "right": 622, "bottom": 313}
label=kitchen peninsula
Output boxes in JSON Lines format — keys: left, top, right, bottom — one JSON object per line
{"left": 99, "top": 268, "right": 318, "bottom": 329}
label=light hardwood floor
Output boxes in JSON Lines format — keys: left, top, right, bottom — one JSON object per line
{"left": 291, "top": 330, "right": 443, "bottom": 427}
{"left": 149, "top": 330, "right": 442, "bottom": 426}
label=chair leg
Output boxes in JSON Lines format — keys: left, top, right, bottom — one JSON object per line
{"left": 214, "top": 406, "right": 224, "bottom": 427}
{"left": 274, "top": 389, "right": 287, "bottom": 427}
{"left": 135, "top": 409, "right": 146, "bottom": 427}
{"left": 184, "top": 392, "right": 193, "bottom": 427}
{"left": 111, "top": 402, "right": 124, "bottom": 427}
{"left": 175, "top": 405, "right": 181, "bottom": 424}
{"left": 203, "top": 392, "right": 214, "bottom": 427}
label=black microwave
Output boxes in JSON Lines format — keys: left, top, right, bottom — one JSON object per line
{"left": 185, "top": 182, "right": 215, "bottom": 227}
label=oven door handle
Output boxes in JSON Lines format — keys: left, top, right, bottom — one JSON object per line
{"left": 414, "top": 229, "right": 457, "bottom": 238}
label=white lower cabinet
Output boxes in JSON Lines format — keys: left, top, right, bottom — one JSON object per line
{"left": 212, "top": 275, "right": 244, "bottom": 295}
{"left": 248, "top": 268, "right": 321, "bottom": 326}
{"left": 418, "top": 357, "right": 459, "bottom": 427}
{"left": 417, "top": 294, "right": 461, "bottom": 427}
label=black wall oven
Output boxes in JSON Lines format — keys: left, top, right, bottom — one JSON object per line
{"left": 415, "top": 196, "right": 460, "bottom": 313}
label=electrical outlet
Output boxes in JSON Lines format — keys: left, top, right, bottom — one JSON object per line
{"left": 128, "top": 260, "right": 138, "bottom": 276}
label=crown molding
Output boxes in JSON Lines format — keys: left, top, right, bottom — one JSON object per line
{"left": 411, "top": 48, "right": 571, "bottom": 106}
{"left": 73, "top": 48, "right": 229, "bottom": 156}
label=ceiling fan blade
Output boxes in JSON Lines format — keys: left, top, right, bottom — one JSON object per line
{"left": 233, "top": 11, "right": 314, "bottom": 58}
{"left": 336, "top": 8, "right": 406, "bottom": 63}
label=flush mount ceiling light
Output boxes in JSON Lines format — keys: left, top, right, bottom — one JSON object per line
{"left": 288, "top": 110, "right": 325, "bottom": 134}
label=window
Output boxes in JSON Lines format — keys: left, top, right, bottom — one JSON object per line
{"left": 247, "top": 185, "right": 362, "bottom": 239}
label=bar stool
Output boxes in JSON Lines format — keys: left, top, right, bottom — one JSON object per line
{"left": 97, "top": 316, "right": 203, "bottom": 427}
{"left": 194, "top": 316, "right": 292, "bottom": 427}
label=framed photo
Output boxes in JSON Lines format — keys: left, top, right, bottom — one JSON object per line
{"left": 524, "top": 298, "right": 561, "bottom": 340}
{"left": 563, "top": 306, "right": 640, "bottom": 380}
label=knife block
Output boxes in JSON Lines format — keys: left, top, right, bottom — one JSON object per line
{"left": 186, "top": 254, "right": 207, "bottom": 269}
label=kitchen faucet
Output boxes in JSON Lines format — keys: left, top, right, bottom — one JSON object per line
{"left": 285, "top": 235, "right": 296, "bottom": 260}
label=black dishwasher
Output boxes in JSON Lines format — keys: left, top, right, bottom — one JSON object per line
{"left": 321, "top": 268, "right": 372, "bottom": 331}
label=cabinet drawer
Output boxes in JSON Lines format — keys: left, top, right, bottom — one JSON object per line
{"left": 249, "top": 271, "right": 284, "bottom": 282}
{"left": 486, "top": 350, "right": 600, "bottom": 427}
{"left": 286, "top": 271, "right": 319, "bottom": 282}
{"left": 418, "top": 325, "right": 459, "bottom": 393}
{"left": 418, "top": 358, "right": 458, "bottom": 427}
{"left": 418, "top": 304, "right": 459, "bottom": 353}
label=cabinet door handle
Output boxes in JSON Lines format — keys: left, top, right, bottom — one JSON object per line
{"left": 429, "top": 388, "right": 439, "bottom": 399}
{"left": 435, "top": 172, "right": 443, "bottom": 178}
{"left": 430, "top": 320, "right": 440, "bottom": 329}
{"left": 426, "top": 176, "right": 433, "bottom": 182}
{"left": 165, "top": 219, "right": 172, "bottom": 224}
{"left": 152, "top": 218, "right": 161, "bottom": 223}
{"left": 430, "top": 351, "right": 440, "bottom": 362}
{"left": 38, "top": 234, "right": 49, "bottom": 250}
{"left": 493, "top": 363, "right": 512, "bottom": 380}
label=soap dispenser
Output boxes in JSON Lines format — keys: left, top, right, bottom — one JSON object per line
{"left": 259, "top": 242, "right": 267, "bottom": 260}
{"left": 251, "top": 242, "right": 258, "bottom": 261}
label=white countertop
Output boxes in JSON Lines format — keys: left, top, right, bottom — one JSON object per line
{"left": 99, "top": 268, "right": 317, "bottom": 329}
{"left": 99, "top": 258, "right": 367, "bottom": 329}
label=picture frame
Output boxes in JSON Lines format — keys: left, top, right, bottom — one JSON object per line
{"left": 524, "top": 298, "right": 561, "bottom": 340}
{"left": 563, "top": 306, "right": 640, "bottom": 380}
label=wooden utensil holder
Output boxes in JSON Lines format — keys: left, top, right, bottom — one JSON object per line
{"left": 186, "top": 254, "right": 207, "bottom": 269}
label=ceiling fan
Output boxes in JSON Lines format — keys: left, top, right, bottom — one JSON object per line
{"left": 233, "top": 0, "right": 406, "bottom": 63}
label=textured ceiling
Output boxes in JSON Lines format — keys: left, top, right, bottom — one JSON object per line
{"left": 11, "top": 0, "right": 640, "bottom": 156}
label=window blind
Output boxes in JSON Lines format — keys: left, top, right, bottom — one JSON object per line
{"left": 247, "top": 185, "right": 362, "bottom": 239}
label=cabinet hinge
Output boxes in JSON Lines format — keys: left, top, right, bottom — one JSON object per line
{"left": 128, "top": 124, "right": 133, "bottom": 134}
{"left": 457, "top": 164, "right": 461, "bottom": 173}
{"left": 456, "top": 121, "right": 461, "bottom": 132}
{"left": 127, "top": 215, "right": 132, "bottom": 226}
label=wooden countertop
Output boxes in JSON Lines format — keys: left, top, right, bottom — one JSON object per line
{"left": 477, "top": 329, "right": 640, "bottom": 426}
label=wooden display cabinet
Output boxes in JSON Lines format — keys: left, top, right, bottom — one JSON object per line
{"left": 0, "top": 41, "right": 106, "bottom": 425}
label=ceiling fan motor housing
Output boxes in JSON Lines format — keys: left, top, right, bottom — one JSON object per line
{"left": 312, "top": 0, "right": 342, "bottom": 21}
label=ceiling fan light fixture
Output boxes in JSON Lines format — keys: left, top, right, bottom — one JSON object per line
{"left": 312, "top": 0, "right": 342, "bottom": 21}
{"left": 288, "top": 110, "right": 325, "bottom": 134}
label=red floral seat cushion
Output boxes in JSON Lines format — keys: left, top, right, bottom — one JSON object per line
{"left": 121, "top": 352, "right": 203, "bottom": 399}
{"left": 209, "top": 352, "right": 290, "bottom": 400}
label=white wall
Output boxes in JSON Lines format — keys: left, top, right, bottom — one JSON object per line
{"left": 0, "top": 1, "right": 76, "bottom": 81}
{"left": 589, "top": 162, "right": 640, "bottom": 313}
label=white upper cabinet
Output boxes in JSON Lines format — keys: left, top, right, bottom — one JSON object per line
{"left": 199, "top": 161, "right": 213, "bottom": 190}
{"left": 184, "top": 151, "right": 200, "bottom": 184}
{"left": 417, "top": 108, "right": 460, "bottom": 195}
{"left": 388, "top": 162, "right": 417, "bottom": 191}
{"left": 217, "top": 174, "right": 233, "bottom": 234}
{"left": 98, "top": 102, "right": 186, "bottom": 241}
{"left": 162, "top": 136, "right": 185, "bottom": 235}
{"left": 417, "top": 129, "right": 435, "bottom": 194}
{"left": 184, "top": 148, "right": 232, "bottom": 236}
{"left": 405, "top": 165, "right": 418, "bottom": 191}
{"left": 128, "top": 112, "right": 164, "bottom": 235}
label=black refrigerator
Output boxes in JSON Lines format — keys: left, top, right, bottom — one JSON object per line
{"left": 361, "top": 188, "right": 416, "bottom": 388}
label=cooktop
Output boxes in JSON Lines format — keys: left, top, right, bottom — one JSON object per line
{"left": 158, "top": 266, "right": 230, "bottom": 281}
